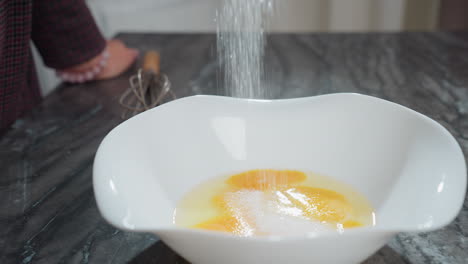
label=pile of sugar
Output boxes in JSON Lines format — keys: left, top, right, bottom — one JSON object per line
{"left": 224, "top": 190, "right": 333, "bottom": 236}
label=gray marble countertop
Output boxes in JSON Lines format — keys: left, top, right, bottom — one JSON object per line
{"left": 1, "top": 32, "right": 467, "bottom": 264}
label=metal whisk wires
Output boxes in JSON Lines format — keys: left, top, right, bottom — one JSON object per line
{"left": 119, "top": 51, "right": 176, "bottom": 119}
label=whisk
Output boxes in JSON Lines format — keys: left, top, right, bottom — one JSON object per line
{"left": 119, "top": 51, "right": 176, "bottom": 119}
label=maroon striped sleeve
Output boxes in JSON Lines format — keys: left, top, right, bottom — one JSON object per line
{"left": 31, "top": 0, "right": 106, "bottom": 69}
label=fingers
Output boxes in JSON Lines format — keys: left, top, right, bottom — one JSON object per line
{"left": 95, "top": 39, "right": 139, "bottom": 80}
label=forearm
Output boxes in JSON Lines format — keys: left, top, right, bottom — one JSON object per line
{"left": 31, "top": 0, "right": 106, "bottom": 69}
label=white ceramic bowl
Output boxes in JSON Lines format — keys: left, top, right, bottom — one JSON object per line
{"left": 93, "top": 93, "right": 466, "bottom": 264}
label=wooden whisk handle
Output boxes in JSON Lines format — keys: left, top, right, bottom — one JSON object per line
{"left": 143, "top": 51, "right": 161, "bottom": 74}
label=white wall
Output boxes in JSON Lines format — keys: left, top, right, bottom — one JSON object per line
{"left": 86, "top": 0, "right": 341, "bottom": 36}
{"left": 87, "top": 0, "right": 220, "bottom": 37}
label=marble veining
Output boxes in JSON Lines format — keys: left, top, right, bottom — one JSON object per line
{"left": 1, "top": 32, "right": 468, "bottom": 264}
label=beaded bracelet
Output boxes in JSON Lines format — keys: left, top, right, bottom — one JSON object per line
{"left": 56, "top": 48, "right": 110, "bottom": 83}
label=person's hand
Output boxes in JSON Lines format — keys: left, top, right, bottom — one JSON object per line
{"left": 58, "top": 39, "right": 138, "bottom": 83}
{"left": 95, "top": 39, "right": 139, "bottom": 80}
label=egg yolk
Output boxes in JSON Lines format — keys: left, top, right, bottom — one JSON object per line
{"left": 342, "top": 220, "right": 362, "bottom": 228}
{"left": 195, "top": 216, "right": 243, "bottom": 234}
{"left": 226, "top": 169, "right": 307, "bottom": 190}
{"left": 283, "top": 186, "right": 351, "bottom": 223}
{"left": 193, "top": 169, "right": 363, "bottom": 235}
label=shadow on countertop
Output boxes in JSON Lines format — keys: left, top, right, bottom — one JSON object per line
{"left": 128, "top": 241, "right": 189, "bottom": 264}
{"left": 128, "top": 241, "right": 409, "bottom": 264}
